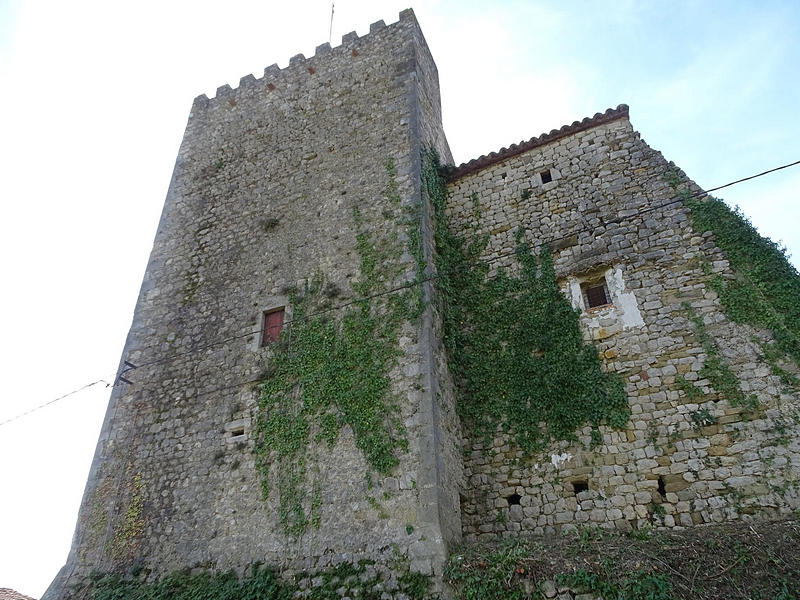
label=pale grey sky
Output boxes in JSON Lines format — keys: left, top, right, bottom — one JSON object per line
{"left": 1, "top": 1, "right": 798, "bottom": 596}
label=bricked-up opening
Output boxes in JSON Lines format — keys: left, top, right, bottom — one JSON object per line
{"left": 230, "top": 426, "right": 245, "bottom": 437}
{"left": 582, "top": 281, "right": 611, "bottom": 309}
{"left": 540, "top": 169, "right": 553, "bottom": 184}
{"left": 261, "top": 307, "right": 285, "bottom": 346}
{"left": 572, "top": 480, "right": 589, "bottom": 494}
{"left": 657, "top": 476, "right": 667, "bottom": 498}
{"left": 507, "top": 493, "right": 522, "bottom": 506}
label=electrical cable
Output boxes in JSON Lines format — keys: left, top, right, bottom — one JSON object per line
{"left": 703, "top": 159, "right": 800, "bottom": 195}
{"left": 0, "top": 379, "right": 112, "bottom": 427}
{"left": 135, "top": 156, "right": 800, "bottom": 370}
{"left": 2, "top": 158, "right": 797, "bottom": 428}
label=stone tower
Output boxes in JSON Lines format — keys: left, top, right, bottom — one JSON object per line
{"left": 45, "top": 7, "right": 800, "bottom": 600}
{"left": 45, "top": 10, "right": 463, "bottom": 598}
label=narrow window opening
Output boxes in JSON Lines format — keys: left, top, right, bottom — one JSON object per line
{"left": 657, "top": 476, "right": 667, "bottom": 499}
{"left": 583, "top": 282, "right": 611, "bottom": 309}
{"left": 572, "top": 480, "right": 589, "bottom": 494}
{"left": 540, "top": 169, "right": 553, "bottom": 184}
{"left": 261, "top": 307, "right": 285, "bottom": 346}
{"left": 506, "top": 493, "right": 522, "bottom": 506}
{"left": 230, "top": 426, "right": 245, "bottom": 438}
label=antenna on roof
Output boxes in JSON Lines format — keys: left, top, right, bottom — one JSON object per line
{"left": 329, "top": 2, "right": 335, "bottom": 44}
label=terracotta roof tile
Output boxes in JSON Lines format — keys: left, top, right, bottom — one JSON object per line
{"left": 448, "top": 104, "right": 629, "bottom": 180}
{"left": 0, "top": 589, "right": 37, "bottom": 600}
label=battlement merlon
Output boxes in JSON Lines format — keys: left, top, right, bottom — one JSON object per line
{"left": 186, "top": 9, "right": 451, "bottom": 163}
{"left": 188, "top": 13, "right": 433, "bottom": 118}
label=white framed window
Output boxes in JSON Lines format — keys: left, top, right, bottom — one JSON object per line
{"left": 563, "top": 266, "right": 644, "bottom": 329}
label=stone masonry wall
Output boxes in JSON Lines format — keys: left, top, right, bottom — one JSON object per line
{"left": 45, "top": 11, "right": 461, "bottom": 599}
{"left": 44, "top": 10, "right": 800, "bottom": 599}
{"left": 408, "top": 19, "right": 465, "bottom": 556}
{"left": 446, "top": 111, "right": 800, "bottom": 541}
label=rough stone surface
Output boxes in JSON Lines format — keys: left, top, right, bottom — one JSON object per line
{"left": 44, "top": 8, "right": 800, "bottom": 600}
{"left": 45, "top": 10, "right": 460, "bottom": 600}
{"left": 447, "top": 117, "right": 800, "bottom": 542}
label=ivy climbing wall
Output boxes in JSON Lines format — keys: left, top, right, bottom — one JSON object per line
{"left": 444, "top": 111, "right": 800, "bottom": 541}
{"left": 44, "top": 9, "right": 800, "bottom": 599}
{"left": 45, "top": 11, "right": 462, "bottom": 600}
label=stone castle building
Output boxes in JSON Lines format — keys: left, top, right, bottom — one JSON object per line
{"left": 45, "top": 9, "right": 799, "bottom": 599}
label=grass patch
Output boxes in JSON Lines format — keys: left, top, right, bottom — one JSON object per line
{"left": 446, "top": 518, "right": 800, "bottom": 599}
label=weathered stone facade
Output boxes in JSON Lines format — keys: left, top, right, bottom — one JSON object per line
{"left": 45, "top": 11, "right": 461, "bottom": 599}
{"left": 45, "top": 8, "right": 799, "bottom": 600}
{"left": 447, "top": 110, "right": 800, "bottom": 542}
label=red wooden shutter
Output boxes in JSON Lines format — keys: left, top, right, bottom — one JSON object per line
{"left": 262, "top": 308, "right": 285, "bottom": 345}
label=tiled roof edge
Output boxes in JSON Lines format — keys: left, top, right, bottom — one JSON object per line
{"left": 448, "top": 104, "right": 629, "bottom": 180}
{"left": 0, "top": 589, "right": 37, "bottom": 600}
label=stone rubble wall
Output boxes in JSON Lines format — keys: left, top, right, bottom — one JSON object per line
{"left": 45, "top": 10, "right": 460, "bottom": 599}
{"left": 408, "top": 19, "right": 465, "bottom": 559}
{"left": 42, "top": 9, "right": 800, "bottom": 598}
{"left": 446, "top": 116, "right": 800, "bottom": 542}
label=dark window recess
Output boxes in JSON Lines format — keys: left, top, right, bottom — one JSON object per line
{"left": 583, "top": 282, "right": 611, "bottom": 308}
{"left": 261, "top": 308, "right": 285, "bottom": 346}
{"left": 230, "top": 426, "right": 245, "bottom": 437}
{"left": 572, "top": 480, "right": 589, "bottom": 494}
{"left": 506, "top": 493, "right": 522, "bottom": 506}
{"left": 657, "top": 476, "right": 667, "bottom": 498}
{"left": 540, "top": 169, "right": 553, "bottom": 184}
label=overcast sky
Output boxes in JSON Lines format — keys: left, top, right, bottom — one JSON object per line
{"left": 1, "top": 1, "right": 798, "bottom": 596}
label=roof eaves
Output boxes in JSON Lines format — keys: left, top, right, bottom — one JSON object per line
{"left": 448, "top": 104, "right": 630, "bottom": 181}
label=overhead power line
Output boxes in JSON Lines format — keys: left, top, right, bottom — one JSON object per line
{"left": 1, "top": 158, "right": 798, "bottom": 429}
{"left": 134, "top": 156, "right": 800, "bottom": 370}
{"left": 703, "top": 159, "right": 800, "bottom": 195}
{"left": 0, "top": 379, "right": 111, "bottom": 427}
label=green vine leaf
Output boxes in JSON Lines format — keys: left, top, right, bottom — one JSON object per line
{"left": 254, "top": 162, "right": 417, "bottom": 535}
{"left": 423, "top": 149, "right": 629, "bottom": 454}
{"left": 666, "top": 167, "right": 800, "bottom": 388}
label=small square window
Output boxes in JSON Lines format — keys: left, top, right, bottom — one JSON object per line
{"left": 572, "top": 480, "right": 589, "bottom": 494}
{"left": 657, "top": 476, "right": 667, "bottom": 499}
{"left": 583, "top": 282, "right": 611, "bottom": 309}
{"left": 540, "top": 169, "right": 553, "bottom": 184}
{"left": 261, "top": 307, "right": 285, "bottom": 346}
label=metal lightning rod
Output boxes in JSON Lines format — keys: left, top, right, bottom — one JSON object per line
{"left": 329, "top": 2, "right": 335, "bottom": 44}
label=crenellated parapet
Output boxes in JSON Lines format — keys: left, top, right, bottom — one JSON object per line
{"left": 190, "top": 10, "right": 416, "bottom": 114}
